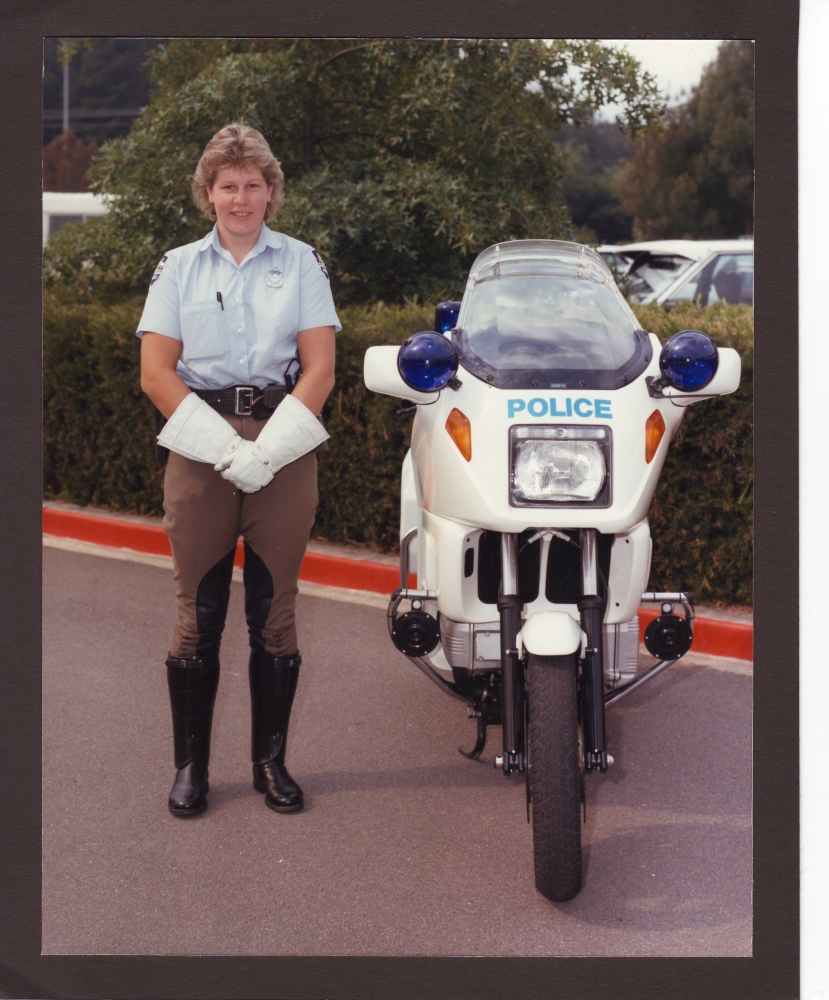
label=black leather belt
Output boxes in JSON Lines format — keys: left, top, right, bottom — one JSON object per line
{"left": 194, "top": 384, "right": 287, "bottom": 421}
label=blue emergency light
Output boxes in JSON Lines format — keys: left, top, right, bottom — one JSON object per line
{"left": 398, "top": 331, "right": 459, "bottom": 392}
{"left": 659, "top": 330, "right": 719, "bottom": 391}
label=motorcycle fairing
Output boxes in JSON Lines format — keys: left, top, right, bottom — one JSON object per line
{"left": 409, "top": 333, "right": 682, "bottom": 535}
{"left": 403, "top": 468, "right": 652, "bottom": 627}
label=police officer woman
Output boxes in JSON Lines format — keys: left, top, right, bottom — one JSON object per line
{"left": 137, "top": 123, "right": 339, "bottom": 818}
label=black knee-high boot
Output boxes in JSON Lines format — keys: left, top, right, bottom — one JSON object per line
{"left": 166, "top": 654, "right": 220, "bottom": 817}
{"left": 249, "top": 650, "right": 303, "bottom": 813}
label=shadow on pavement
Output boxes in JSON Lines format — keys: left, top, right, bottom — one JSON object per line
{"left": 576, "top": 820, "right": 752, "bottom": 932}
{"left": 198, "top": 759, "right": 521, "bottom": 816}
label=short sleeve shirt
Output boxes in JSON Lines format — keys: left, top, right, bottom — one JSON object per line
{"left": 136, "top": 224, "right": 341, "bottom": 390}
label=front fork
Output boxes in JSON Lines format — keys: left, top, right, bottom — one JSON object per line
{"left": 578, "top": 529, "right": 608, "bottom": 773}
{"left": 497, "top": 528, "right": 608, "bottom": 776}
{"left": 497, "top": 533, "right": 525, "bottom": 775}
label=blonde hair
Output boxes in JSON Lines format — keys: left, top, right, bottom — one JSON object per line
{"left": 192, "top": 123, "right": 284, "bottom": 222}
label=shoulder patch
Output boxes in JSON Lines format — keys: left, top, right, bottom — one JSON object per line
{"left": 150, "top": 255, "right": 169, "bottom": 286}
{"left": 311, "top": 248, "right": 329, "bottom": 282}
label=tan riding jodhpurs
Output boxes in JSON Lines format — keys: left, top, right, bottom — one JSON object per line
{"left": 162, "top": 413, "right": 318, "bottom": 659}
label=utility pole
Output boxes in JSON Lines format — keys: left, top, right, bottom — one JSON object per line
{"left": 57, "top": 38, "right": 90, "bottom": 135}
{"left": 62, "top": 59, "right": 69, "bottom": 133}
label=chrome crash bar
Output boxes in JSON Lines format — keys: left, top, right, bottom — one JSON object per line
{"left": 392, "top": 529, "right": 467, "bottom": 702}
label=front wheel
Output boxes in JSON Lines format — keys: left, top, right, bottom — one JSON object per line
{"left": 527, "top": 652, "right": 583, "bottom": 902}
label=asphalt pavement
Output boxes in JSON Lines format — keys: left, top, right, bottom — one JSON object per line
{"left": 42, "top": 545, "right": 752, "bottom": 957}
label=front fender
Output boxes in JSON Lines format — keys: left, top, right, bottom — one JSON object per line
{"left": 518, "top": 611, "right": 585, "bottom": 657}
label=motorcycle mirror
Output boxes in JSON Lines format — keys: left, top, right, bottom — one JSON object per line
{"left": 434, "top": 300, "right": 462, "bottom": 334}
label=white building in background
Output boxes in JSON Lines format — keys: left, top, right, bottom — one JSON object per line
{"left": 42, "top": 191, "right": 110, "bottom": 247}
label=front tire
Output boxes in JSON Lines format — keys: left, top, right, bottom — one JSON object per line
{"left": 527, "top": 653, "right": 583, "bottom": 902}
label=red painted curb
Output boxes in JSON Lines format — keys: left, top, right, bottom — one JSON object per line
{"left": 43, "top": 507, "right": 173, "bottom": 557}
{"left": 43, "top": 507, "right": 751, "bottom": 660}
{"left": 42, "top": 507, "right": 414, "bottom": 593}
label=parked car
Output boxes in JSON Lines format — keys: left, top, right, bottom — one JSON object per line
{"left": 614, "top": 239, "right": 754, "bottom": 308}
{"left": 596, "top": 245, "right": 635, "bottom": 273}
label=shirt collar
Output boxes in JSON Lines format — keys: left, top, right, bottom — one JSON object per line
{"left": 199, "top": 224, "right": 283, "bottom": 264}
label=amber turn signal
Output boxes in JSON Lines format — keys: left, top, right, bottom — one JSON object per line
{"left": 446, "top": 408, "right": 472, "bottom": 461}
{"left": 645, "top": 409, "right": 666, "bottom": 464}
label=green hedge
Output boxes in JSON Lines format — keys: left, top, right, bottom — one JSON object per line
{"left": 633, "top": 302, "right": 753, "bottom": 607}
{"left": 43, "top": 293, "right": 752, "bottom": 606}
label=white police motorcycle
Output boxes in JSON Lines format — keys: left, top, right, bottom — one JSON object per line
{"left": 363, "top": 240, "right": 741, "bottom": 902}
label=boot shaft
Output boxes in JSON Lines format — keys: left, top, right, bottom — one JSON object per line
{"left": 248, "top": 650, "right": 301, "bottom": 765}
{"left": 166, "top": 654, "right": 220, "bottom": 769}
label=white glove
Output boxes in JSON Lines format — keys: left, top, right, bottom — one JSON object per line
{"left": 220, "top": 393, "right": 330, "bottom": 494}
{"left": 156, "top": 392, "right": 242, "bottom": 468}
{"left": 219, "top": 439, "right": 275, "bottom": 493}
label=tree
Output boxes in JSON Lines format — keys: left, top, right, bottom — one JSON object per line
{"left": 560, "top": 140, "right": 633, "bottom": 244}
{"left": 43, "top": 130, "right": 98, "bottom": 191}
{"left": 619, "top": 40, "right": 754, "bottom": 241}
{"left": 44, "top": 38, "right": 664, "bottom": 304}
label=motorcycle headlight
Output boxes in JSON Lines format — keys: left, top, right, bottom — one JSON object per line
{"left": 398, "top": 331, "right": 459, "bottom": 392}
{"left": 509, "top": 426, "right": 612, "bottom": 507}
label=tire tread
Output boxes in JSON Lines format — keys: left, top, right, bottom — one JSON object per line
{"left": 528, "top": 653, "right": 583, "bottom": 902}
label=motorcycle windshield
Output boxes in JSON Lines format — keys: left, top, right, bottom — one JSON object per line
{"left": 455, "top": 241, "right": 652, "bottom": 390}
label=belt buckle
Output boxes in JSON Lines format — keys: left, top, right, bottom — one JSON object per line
{"left": 234, "top": 386, "right": 254, "bottom": 415}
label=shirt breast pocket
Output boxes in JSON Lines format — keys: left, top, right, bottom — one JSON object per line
{"left": 180, "top": 300, "right": 227, "bottom": 362}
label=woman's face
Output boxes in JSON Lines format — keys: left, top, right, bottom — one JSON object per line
{"left": 206, "top": 165, "right": 273, "bottom": 241}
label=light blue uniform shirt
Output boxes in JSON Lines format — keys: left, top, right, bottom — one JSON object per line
{"left": 136, "top": 224, "right": 341, "bottom": 390}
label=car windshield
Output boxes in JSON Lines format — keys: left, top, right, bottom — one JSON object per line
{"left": 455, "top": 242, "right": 648, "bottom": 389}
{"left": 626, "top": 253, "right": 695, "bottom": 303}
{"left": 669, "top": 252, "right": 754, "bottom": 308}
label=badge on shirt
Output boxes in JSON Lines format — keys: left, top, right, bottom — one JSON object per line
{"left": 266, "top": 267, "right": 284, "bottom": 288}
{"left": 150, "top": 254, "right": 168, "bottom": 286}
{"left": 311, "top": 249, "right": 330, "bottom": 282}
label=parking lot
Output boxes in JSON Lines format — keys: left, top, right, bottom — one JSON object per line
{"left": 42, "top": 545, "right": 752, "bottom": 957}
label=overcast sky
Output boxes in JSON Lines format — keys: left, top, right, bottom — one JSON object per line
{"left": 596, "top": 38, "right": 726, "bottom": 120}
